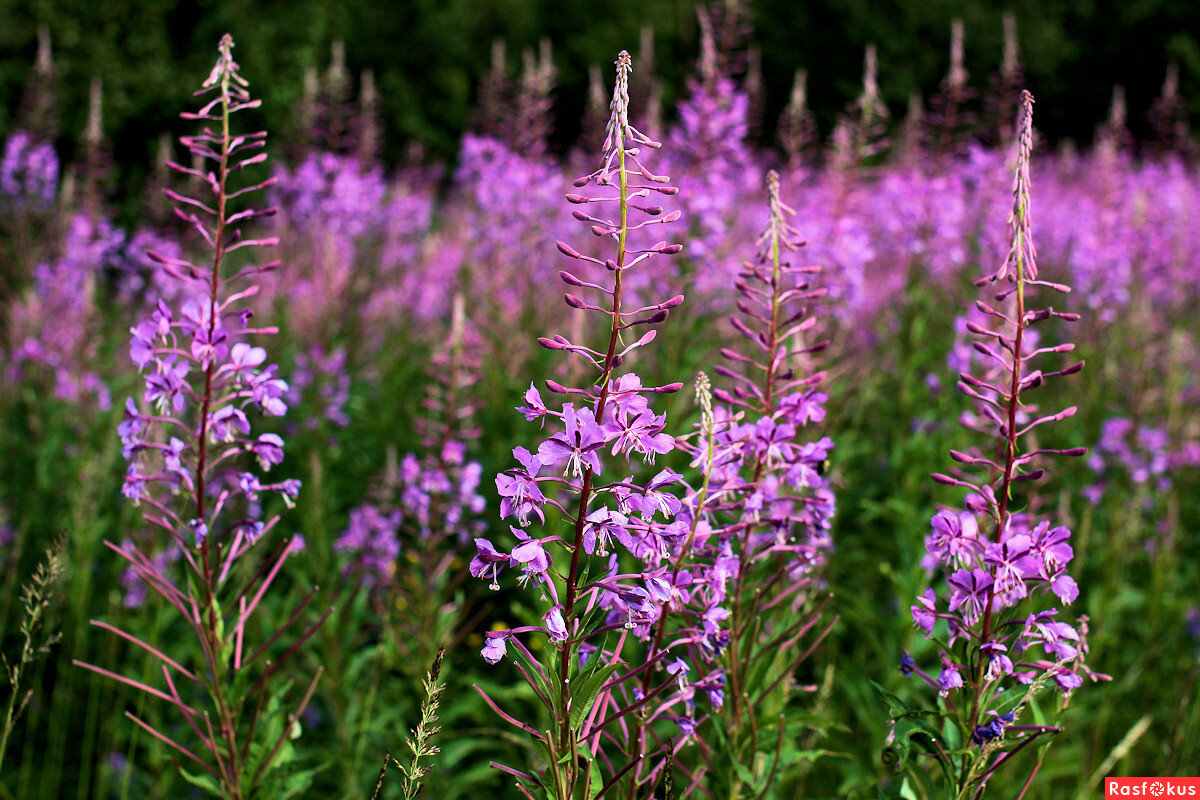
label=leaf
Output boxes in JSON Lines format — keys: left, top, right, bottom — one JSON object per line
{"left": 177, "top": 764, "right": 222, "bottom": 797}
{"left": 568, "top": 662, "right": 622, "bottom": 729}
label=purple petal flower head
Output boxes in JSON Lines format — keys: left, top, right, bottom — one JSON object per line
{"left": 144, "top": 358, "right": 190, "bottom": 414}
{"left": 780, "top": 390, "right": 827, "bottom": 426}
{"left": 971, "top": 710, "right": 1015, "bottom": 747}
{"left": 544, "top": 606, "right": 568, "bottom": 643}
{"left": 470, "top": 538, "right": 509, "bottom": 591}
{"left": 537, "top": 404, "right": 606, "bottom": 478}
{"left": 496, "top": 446, "right": 546, "bottom": 526}
{"left": 911, "top": 588, "right": 938, "bottom": 633}
{"left": 252, "top": 434, "right": 285, "bottom": 471}
{"left": 238, "top": 472, "right": 262, "bottom": 501}
{"left": 984, "top": 534, "right": 1040, "bottom": 607}
{"left": 705, "top": 671, "right": 726, "bottom": 708}
{"left": 1023, "top": 613, "right": 1080, "bottom": 661}
{"left": 670, "top": 716, "right": 698, "bottom": 737}
{"left": 750, "top": 417, "right": 797, "bottom": 468}
{"left": 899, "top": 650, "right": 916, "bottom": 677}
{"left": 249, "top": 366, "right": 289, "bottom": 417}
{"left": 1051, "top": 573, "right": 1079, "bottom": 604}
{"left": 209, "top": 405, "right": 251, "bottom": 442}
{"left": 511, "top": 529, "right": 552, "bottom": 583}
{"left": 225, "top": 342, "right": 267, "bottom": 380}
{"left": 981, "top": 642, "right": 1014, "bottom": 680}
{"left": 604, "top": 393, "right": 674, "bottom": 462}
{"left": 947, "top": 568, "right": 993, "bottom": 625}
{"left": 118, "top": 398, "right": 147, "bottom": 458}
{"left": 517, "top": 383, "right": 549, "bottom": 423}
{"left": 937, "top": 658, "right": 964, "bottom": 696}
{"left": 926, "top": 509, "right": 982, "bottom": 567}
{"left": 129, "top": 322, "right": 160, "bottom": 370}
{"left": 482, "top": 632, "right": 509, "bottom": 664}
{"left": 582, "top": 507, "right": 632, "bottom": 557}
{"left": 1053, "top": 669, "right": 1083, "bottom": 692}
{"left": 666, "top": 657, "right": 690, "bottom": 690}
{"left": 188, "top": 318, "right": 229, "bottom": 370}
{"left": 631, "top": 469, "right": 684, "bottom": 519}
{"left": 1028, "top": 521, "right": 1074, "bottom": 578}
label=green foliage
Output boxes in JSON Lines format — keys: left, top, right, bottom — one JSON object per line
{"left": 2, "top": 0, "right": 1198, "bottom": 220}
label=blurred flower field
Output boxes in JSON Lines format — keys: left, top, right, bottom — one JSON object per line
{"left": 1, "top": 9, "right": 1198, "bottom": 800}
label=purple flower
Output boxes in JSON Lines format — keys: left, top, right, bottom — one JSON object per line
{"left": 604, "top": 399, "right": 674, "bottom": 462}
{"left": 1051, "top": 574, "right": 1079, "bottom": 604}
{"left": 497, "top": 446, "right": 546, "bottom": 526}
{"left": 482, "top": 633, "right": 509, "bottom": 664}
{"left": 984, "top": 534, "right": 1039, "bottom": 606}
{"left": 780, "top": 390, "right": 827, "bottom": 426}
{"left": 251, "top": 434, "right": 285, "bottom": 470}
{"left": 144, "top": 358, "right": 190, "bottom": 413}
{"left": 470, "top": 538, "right": 509, "bottom": 590}
{"left": 926, "top": 510, "right": 981, "bottom": 566}
{"left": 981, "top": 642, "right": 1014, "bottom": 680}
{"left": 582, "top": 507, "right": 632, "bottom": 557}
{"left": 248, "top": 367, "right": 289, "bottom": 416}
{"left": 911, "top": 588, "right": 938, "bottom": 633}
{"left": 947, "top": 568, "right": 993, "bottom": 625}
{"left": 210, "top": 406, "right": 251, "bottom": 442}
{"left": 1028, "top": 521, "right": 1073, "bottom": 578}
{"left": 119, "top": 398, "right": 147, "bottom": 457}
{"left": 1053, "top": 669, "right": 1083, "bottom": 692}
{"left": 224, "top": 342, "right": 267, "bottom": 381}
{"left": 750, "top": 417, "right": 797, "bottom": 468}
{"left": 189, "top": 323, "right": 229, "bottom": 370}
{"left": 517, "top": 383, "right": 549, "bottom": 423}
{"left": 971, "top": 710, "right": 1015, "bottom": 746}
{"left": 544, "top": 606, "right": 568, "bottom": 642}
{"left": 511, "top": 530, "right": 551, "bottom": 579}
{"left": 538, "top": 404, "right": 606, "bottom": 477}
{"left": 189, "top": 519, "right": 209, "bottom": 546}
{"left": 937, "top": 659, "right": 963, "bottom": 696}
{"left": 630, "top": 470, "right": 684, "bottom": 519}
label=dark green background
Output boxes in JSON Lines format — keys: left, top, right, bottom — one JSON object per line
{"left": 1, "top": 0, "right": 1197, "bottom": 185}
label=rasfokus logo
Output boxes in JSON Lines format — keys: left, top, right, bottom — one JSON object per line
{"left": 1106, "top": 778, "right": 1200, "bottom": 797}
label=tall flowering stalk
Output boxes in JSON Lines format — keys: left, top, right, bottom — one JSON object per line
{"left": 474, "top": 51, "right": 686, "bottom": 800}
{"left": 75, "top": 36, "right": 328, "bottom": 799}
{"left": 643, "top": 171, "right": 835, "bottom": 798}
{"left": 336, "top": 293, "right": 487, "bottom": 670}
{"left": 895, "top": 92, "right": 1103, "bottom": 798}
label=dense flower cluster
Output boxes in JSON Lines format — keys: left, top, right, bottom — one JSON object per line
{"left": 119, "top": 37, "right": 296, "bottom": 550}
{"left": 471, "top": 51, "right": 688, "bottom": 799}
{"left": 0, "top": 130, "right": 59, "bottom": 211}
{"left": 1085, "top": 416, "right": 1200, "bottom": 501}
{"left": 8, "top": 212, "right": 121, "bottom": 408}
{"left": 337, "top": 440, "right": 486, "bottom": 587}
{"left": 627, "top": 173, "right": 835, "bottom": 795}
{"left": 80, "top": 36, "right": 327, "bottom": 800}
{"left": 907, "top": 95, "right": 1101, "bottom": 781}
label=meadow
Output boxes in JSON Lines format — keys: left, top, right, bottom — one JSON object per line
{"left": 1, "top": 13, "right": 1198, "bottom": 800}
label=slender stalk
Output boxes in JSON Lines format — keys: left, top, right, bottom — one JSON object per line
{"left": 558, "top": 105, "right": 629, "bottom": 774}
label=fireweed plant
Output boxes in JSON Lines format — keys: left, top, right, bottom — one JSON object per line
{"left": 75, "top": 36, "right": 328, "bottom": 799}
{"left": 615, "top": 169, "right": 836, "bottom": 798}
{"left": 473, "top": 51, "right": 689, "bottom": 800}
{"left": 336, "top": 292, "right": 488, "bottom": 671}
{"left": 665, "top": 170, "right": 837, "bottom": 798}
{"left": 891, "top": 92, "right": 1103, "bottom": 798}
